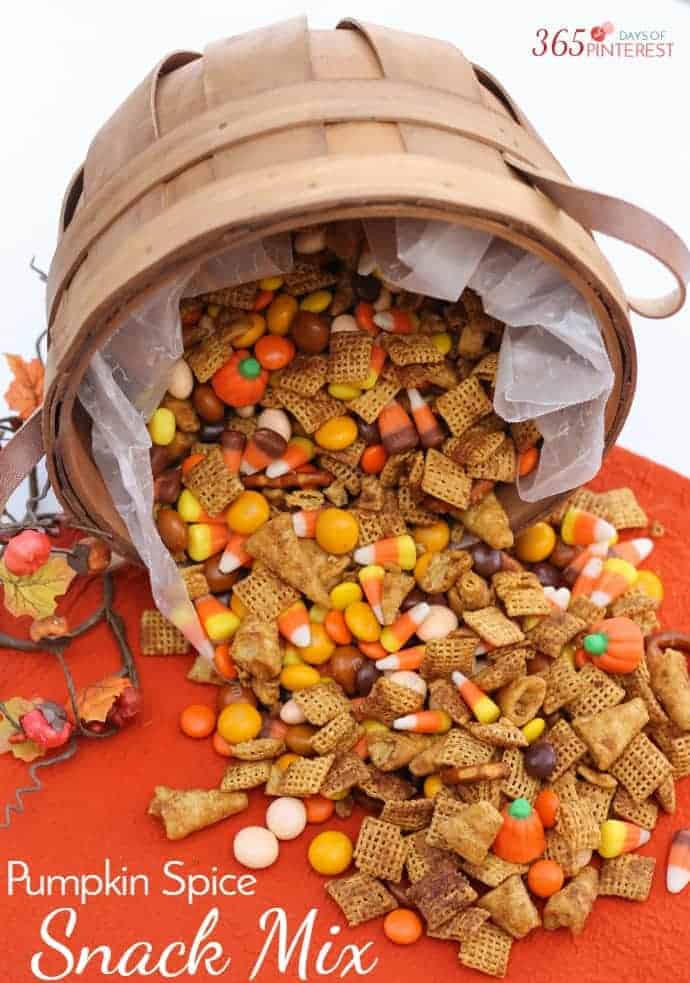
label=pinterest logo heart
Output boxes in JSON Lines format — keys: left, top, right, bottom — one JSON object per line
{"left": 591, "top": 22, "right": 615, "bottom": 41}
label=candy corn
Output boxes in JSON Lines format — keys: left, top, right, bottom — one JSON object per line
{"left": 278, "top": 601, "right": 311, "bottom": 648}
{"left": 220, "top": 430, "right": 245, "bottom": 474}
{"left": 266, "top": 436, "right": 314, "bottom": 479}
{"left": 292, "top": 509, "right": 322, "bottom": 538}
{"left": 177, "top": 489, "right": 226, "bottom": 524}
{"left": 451, "top": 671, "right": 501, "bottom": 724}
{"left": 354, "top": 534, "right": 417, "bottom": 570}
{"left": 589, "top": 557, "right": 638, "bottom": 607}
{"left": 544, "top": 586, "right": 571, "bottom": 611}
{"left": 359, "top": 640, "right": 387, "bottom": 660}
{"left": 393, "top": 710, "right": 452, "bottom": 734}
{"left": 194, "top": 594, "right": 240, "bottom": 643}
{"left": 357, "top": 250, "right": 376, "bottom": 276}
{"left": 562, "top": 541, "right": 609, "bottom": 584}
{"left": 609, "top": 537, "right": 654, "bottom": 567}
{"left": 218, "top": 532, "right": 252, "bottom": 573}
{"left": 571, "top": 556, "right": 605, "bottom": 599}
{"left": 598, "top": 819, "right": 650, "bottom": 859}
{"left": 181, "top": 452, "right": 205, "bottom": 477}
{"left": 374, "top": 308, "right": 415, "bottom": 334}
{"left": 240, "top": 433, "right": 282, "bottom": 475}
{"left": 187, "top": 524, "right": 229, "bottom": 562}
{"left": 561, "top": 508, "right": 616, "bottom": 546}
{"left": 358, "top": 565, "right": 385, "bottom": 623}
{"left": 380, "top": 602, "right": 430, "bottom": 652}
{"left": 357, "top": 343, "right": 387, "bottom": 390}
{"left": 666, "top": 829, "right": 690, "bottom": 894}
{"left": 377, "top": 399, "right": 419, "bottom": 455}
{"left": 167, "top": 602, "right": 215, "bottom": 660}
{"left": 375, "top": 645, "right": 427, "bottom": 672}
{"left": 407, "top": 388, "right": 445, "bottom": 449}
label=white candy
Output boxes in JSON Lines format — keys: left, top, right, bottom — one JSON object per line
{"left": 387, "top": 670, "right": 427, "bottom": 698}
{"left": 257, "top": 408, "right": 291, "bottom": 443}
{"left": 266, "top": 797, "right": 307, "bottom": 841}
{"left": 233, "top": 826, "right": 279, "bottom": 869}
{"left": 331, "top": 314, "right": 359, "bottom": 335}
{"left": 294, "top": 226, "right": 327, "bottom": 255}
{"left": 416, "top": 605, "right": 459, "bottom": 642}
{"left": 280, "top": 699, "right": 306, "bottom": 725}
{"left": 167, "top": 358, "right": 194, "bottom": 399}
{"left": 236, "top": 404, "right": 256, "bottom": 418}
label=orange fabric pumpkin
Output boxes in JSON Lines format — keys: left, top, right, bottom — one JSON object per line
{"left": 212, "top": 349, "right": 268, "bottom": 407}
{"left": 579, "top": 616, "right": 643, "bottom": 674}
{"left": 493, "top": 797, "right": 545, "bottom": 863}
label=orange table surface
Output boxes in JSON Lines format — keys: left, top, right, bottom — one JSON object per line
{"left": 1, "top": 445, "right": 689, "bottom": 983}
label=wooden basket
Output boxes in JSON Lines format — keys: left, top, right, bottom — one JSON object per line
{"left": 2, "top": 17, "right": 688, "bottom": 559}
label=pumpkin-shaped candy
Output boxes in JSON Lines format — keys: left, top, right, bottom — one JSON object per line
{"left": 579, "top": 616, "right": 643, "bottom": 674}
{"left": 493, "top": 797, "right": 545, "bottom": 864}
{"left": 212, "top": 349, "right": 268, "bottom": 407}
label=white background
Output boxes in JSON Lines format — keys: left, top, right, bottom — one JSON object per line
{"left": 0, "top": 0, "right": 688, "bottom": 482}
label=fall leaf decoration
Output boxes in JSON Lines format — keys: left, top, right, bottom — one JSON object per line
{"left": 75, "top": 675, "right": 131, "bottom": 725}
{"left": 0, "top": 698, "right": 46, "bottom": 762}
{"left": 3, "top": 354, "right": 44, "bottom": 421}
{"left": 0, "top": 556, "right": 76, "bottom": 620}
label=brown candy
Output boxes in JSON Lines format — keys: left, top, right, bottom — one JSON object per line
{"left": 524, "top": 742, "right": 557, "bottom": 779}
{"left": 199, "top": 422, "right": 225, "bottom": 443}
{"left": 253, "top": 428, "right": 287, "bottom": 460}
{"left": 329, "top": 646, "right": 365, "bottom": 696}
{"left": 217, "top": 682, "right": 257, "bottom": 712}
{"left": 291, "top": 311, "right": 331, "bottom": 354}
{"left": 221, "top": 429, "right": 246, "bottom": 454}
{"left": 166, "top": 430, "right": 195, "bottom": 462}
{"left": 471, "top": 544, "right": 503, "bottom": 579}
{"left": 550, "top": 538, "right": 579, "bottom": 570}
{"left": 357, "top": 419, "right": 381, "bottom": 446}
{"left": 530, "top": 562, "right": 562, "bottom": 588}
{"left": 150, "top": 445, "right": 171, "bottom": 478}
{"left": 356, "top": 661, "right": 380, "bottom": 697}
{"left": 193, "top": 383, "right": 226, "bottom": 423}
{"left": 285, "top": 723, "right": 318, "bottom": 756}
{"left": 154, "top": 468, "right": 182, "bottom": 505}
{"left": 156, "top": 508, "right": 188, "bottom": 553}
{"left": 204, "top": 554, "right": 240, "bottom": 593}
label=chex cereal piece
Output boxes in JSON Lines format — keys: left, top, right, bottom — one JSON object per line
{"left": 321, "top": 439, "right": 366, "bottom": 471}
{"left": 319, "top": 455, "right": 361, "bottom": 495}
{"left": 543, "top": 866, "right": 598, "bottom": 934}
{"left": 497, "top": 676, "right": 546, "bottom": 727}
{"left": 278, "top": 389, "right": 342, "bottom": 434}
{"left": 360, "top": 766, "right": 415, "bottom": 802}
{"left": 320, "top": 752, "right": 370, "bottom": 798}
{"left": 432, "top": 799, "right": 503, "bottom": 865}
{"left": 577, "top": 781, "right": 616, "bottom": 826}
{"left": 624, "top": 668, "right": 668, "bottom": 728}
{"left": 466, "top": 718, "right": 528, "bottom": 749}
{"left": 408, "top": 869, "right": 478, "bottom": 931}
{"left": 279, "top": 754, "right": 335, "bottom": 797}
{"left": 277, "top": 354, "right": 328, "bottom": 396}
{"left": 568, "top": 663, "right": 626, "bottom": 717}
{"left": 311, "top": 713, "right": 360, "bottom": 755}
{"left": 542, "top": 656, "right": 584, "bottom": 714}
{"left": 140, "top": 609, "right": 189, "bottom": 655}
{"left": 352, "top": 509, "right": 386, "bottom": 546}
{"left": 492, "top": 570, "right": 542, "bottom": 598}
{"left": 576, "top": 764, "right": 617, "bottom": 790}
{"left": 349, "top": 380, "right": 400, "bottom": 424}
{"left": 293, "top": 681, "right": 350, "bottom": 725}
{"left": 386, "top": 334, "right": 444, "bottom": 366}
{"left": 184, "top": 446, "right": 243, "bottom": 515}
{"left": 472, "top": 648, "right": 528, "bottom": 692}
{"left": 567, "top": 595, "right": 607, "bottom": 627}
{"left": 449, "top": 429, "right": 505, "bottom": 466}
{"left": 437, "top": 729, "right": 494, "bottom": 768}
{"left": 547, "top": 719, "right": 588, "bottom": 780}
{"left": 455, "top": 778, "right": 503, "bottom": 809}
{"left": 283, "top": 259, "right": 338, "bottom": 296}
{"left": 399, "top": 486, "right": 439, "bottom": 526}
{"left": 325, "top": 873, "right": 397, "bottom": 927}
{"left": 421, "top": 449, "right": 472, "bottom": 510}
{"left": 220, "top": 761, "right": 272, "bottom": 792}
{"left": 354, "top": 677, "right": 424, "bottom": 726}
{"left": 420, "top": 633, "right": 478, "bottom": 679}
{"left": 503, "top": 587, "right": 551, "bottom": 618}
{"left": 656, "top": 773, "right": 676, "bottom": 813}
{"left": 459, "top": 923, "right": 513, "bottom": 979}
{"left": 233, "top": 562, "right": 300, "bottom": 621}
{"left": 467, "top": 439, "right": 517, "bottom": 483}
{"left": 381, "top": 570, "right": 415, "bottom": 625}
{"left": 569, "top": 487, "right": 613, "bottom": 520}
{"left": 599, "top": 855, "right": 655, "bottom": 901}
{"left": 556, "top": 800, "right": 601, "bottom": 851}
{"left": 380, "top": 798, "right": 435, "bottom": 831}
{"left": 478, "top": 874, "right": 541, "bottom": 939}
{"left": 186, "top": 335, "right": 233, "bottom": 382}
{"left": 600, "top": 488, "right": 648, "bottom": 530}
{"left": 436, "top": 377, "right": 493, "bottom": 435}
{"left": 663, "top": 731, "right": 690, "bottom": 780}
{"left": 231, "top": 738, "right": 285, "bottom": 761}
{"left": 326, "top": 333, "right": 373, "bottom": 384}
{"left": 510, "top": 419, "right": 541, "bottom": 452}
{"left": 354, "top": 817, "right": 407, "bottom": 882}
{"left": 612, "top": 788, "right": 658, "bottom": 830}
{"left": 528, "top": 611, "right": 586, "bottom": 659}
{"left": 428, "top": 678, "right": 472, "bottom": 726}
{"left": 501, "top": 748, "right": 540, "bottom": 802}
{"left": 405, "top": 830, "right": 459, "bottom": 883}
{"left": 463, "top": 607, "right": 524, "bottom": 647}
{"left": 610, "top": 733, "right": 672, "bottom": 802}
{"left": 461, "top": 492, "right": 514, "bottom": 550}
{"left": 179, "top": 565, "right": 209, "bottom": 602}
{"left": 368, "top": 732, "right": 431, "bottom": 772}
{"left": 417, "top": 550, "right": 472, "bottom": 594}
{"left": 427, "top": 906, "right": 491, "bottom": 942}
{"left": 461, "top": 855, "right": 528, "bottom": 888}
{"left": 544, "top": 831, "right": 592, "bottom": 879}
{"left": 549, "top": 768, "right": 580, "bottom": 804}
{"left": 205, "top": 282, "right": 257, "bottom": 308}
{"left": 472, "top": 353, "right": 499, "bottom": 383}
{"left": 573, "top": 698, "right": 649, "bottom": 771}
{"left": 454, "top": 571, "right": 492, "bottom": 611}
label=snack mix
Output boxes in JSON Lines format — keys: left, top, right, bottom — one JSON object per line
{"left": 145, "top": 220, "right": 684, "bottom": 978}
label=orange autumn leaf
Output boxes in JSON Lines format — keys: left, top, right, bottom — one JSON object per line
{"left": 75, "top": 675, "right": 131, "bottom": 724}
{"left": 4, "top": 353, "right": 45, "bottom": 420}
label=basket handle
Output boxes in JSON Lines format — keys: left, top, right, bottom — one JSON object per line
{"left": 0, "top": 410, "right": 45, "bottom": 515}
{"left": 504, "top": 153, "right": 690, "bottom": 319}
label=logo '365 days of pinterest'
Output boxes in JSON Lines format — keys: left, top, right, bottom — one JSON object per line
{"left": 532, "top": 22, "right": 674, "bottom": 57}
